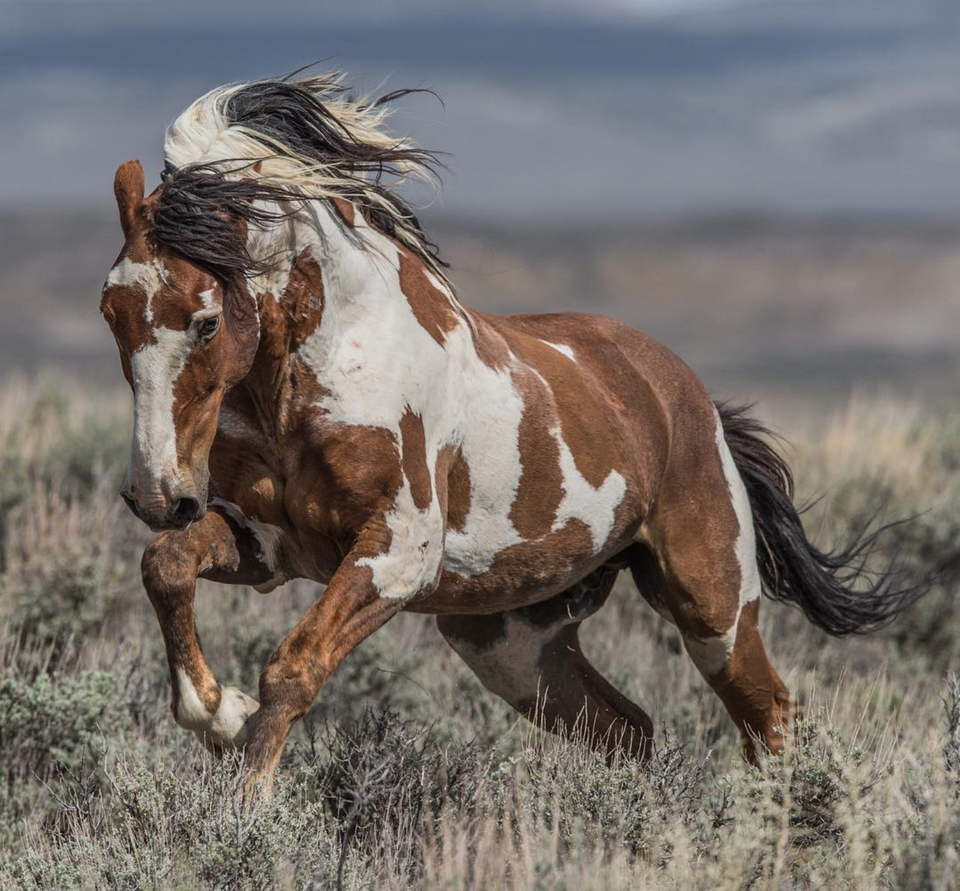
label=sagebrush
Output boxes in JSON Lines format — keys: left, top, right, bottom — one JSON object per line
{"left": 0, "top": 379, "right": 958, "bottom": 889}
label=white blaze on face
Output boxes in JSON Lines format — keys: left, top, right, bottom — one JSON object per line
{"left": 683, "top": 414, "right": 762, "bottom": 678}
{"left": 106, "top": 259, "right": 183, "bottom": 492}
{"left": 129, "top": 326, "right": 195, "bottom": 494}
{"left": 106, "top": 258, "right": 217, "bottom": 498}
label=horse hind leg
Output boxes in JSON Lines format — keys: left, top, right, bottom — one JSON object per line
{"left": 645, "top": 411, "right": 794, "bottom": 762}
{"left": 437, "top": 567, "right": 654, "bottom": 760}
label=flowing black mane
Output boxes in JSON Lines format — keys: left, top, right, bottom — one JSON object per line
{"left": 152, "top": 74, "right": 446, "bottom": 284}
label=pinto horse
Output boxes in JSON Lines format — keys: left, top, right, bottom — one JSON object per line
{"left": 100, "top": 72, "right": 921, "bottom": 786}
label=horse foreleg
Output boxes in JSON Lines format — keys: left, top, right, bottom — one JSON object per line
{"left": 141, "top": 507, "right": 277, "bottom": 753}
{"left": 242, "top": 521, "right": 431, "bottom": 789}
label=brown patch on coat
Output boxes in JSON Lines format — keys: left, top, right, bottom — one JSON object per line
{"left": 243, "top": 251, "right": 324, "bottom": 437}
{"left": 645, "top": 402, "right": 744, "bottom": 640}
{"left": 288, "top": 354, "right": 332, "bottom": 424}
{"left": 445, "top": 446, "right": 472, "bottom": 532}
{"left": 399, "top": 408, "right": 432, "bottom": 510}
{"left": 329, "top": 197, "right": 356, "bottom": 227}
{"left": 512, "top": 334, "right": 624, "bottom": 490}
{"left": 509, "top": 370, "right": 563, "bottom": 539}
{"left": 398, "top": 249, "right": 460, "bottom": 347}
{"left": 415, "top": 517, "right": 597, "bottom": 614}
{"left": 283, "top": 251, "right": 325, "bottom": 348}
{"left": 470, "top": 310, "right": 513, "bottom": 370}
{"left": 282, "top": 421, "right": 404, "bottom": 551}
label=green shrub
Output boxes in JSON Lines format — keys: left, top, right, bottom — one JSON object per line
{"left": 1, "top": 551, "right": 134, "bottom": 668}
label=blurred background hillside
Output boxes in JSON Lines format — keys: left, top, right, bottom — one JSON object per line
{"left": 1, "top": 0, "right": 958, "bottom": 420}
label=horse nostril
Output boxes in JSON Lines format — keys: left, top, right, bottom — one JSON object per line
{"left": 171, "top": 496, "right": 201, "bottom": 529}
{"left": 120, "top": 490, "right": 141, "bottom": 520}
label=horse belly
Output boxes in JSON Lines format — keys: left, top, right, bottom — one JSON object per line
{"left": 409, "top": 517, "right": 628, "bottom": 614}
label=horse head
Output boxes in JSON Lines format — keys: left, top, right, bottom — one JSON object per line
{"left": 100, "top": 159, "right": 259, "bottom": 530}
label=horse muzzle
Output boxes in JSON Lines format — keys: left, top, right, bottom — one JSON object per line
{"left": 120, "top": 485, "right": 204, "bottom": 532}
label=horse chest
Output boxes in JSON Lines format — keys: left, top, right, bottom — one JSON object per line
{"left": 281, "top": 420, "right": 405, "bottom": 539}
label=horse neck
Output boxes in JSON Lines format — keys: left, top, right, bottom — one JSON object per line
{"left": 240, "top": 200, "right": 407, "bottom": 433}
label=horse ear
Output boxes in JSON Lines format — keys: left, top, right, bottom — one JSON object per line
{"left": 114, "top": 160, "right": 145, "bottom": 239}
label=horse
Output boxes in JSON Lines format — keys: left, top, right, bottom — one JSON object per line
{"left": 100, "top": 71, "right": 922, "bottom": 788}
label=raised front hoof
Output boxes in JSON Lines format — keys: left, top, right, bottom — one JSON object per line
{"left": 193, "top": 687, "right": 261, "bottom": 756}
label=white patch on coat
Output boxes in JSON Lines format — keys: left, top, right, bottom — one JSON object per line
{"left": 175, "top": 668, "right": 259, "bottom": 748}
{"left": 682, "top": 414, "right": 761, "bottom": 678}
{"left": 551, "top": 429, "right": 627, "bottom": 550}
{"left": 288, "top": 207, "right": 528, "bottom": 583}
{"left": 525, "top": 366, "right": 627, "bottom": 552}
{"left": 542, "top": 340, "right": 576, "bottom": 361}
{"left": 445, "top": 615, "right": 550, "bottom": 706}
{"left": 357, "top": 478, "right": 445, "bottom": 599}
{"left": 211, "top": 498, "right": 284, "bottom": 573}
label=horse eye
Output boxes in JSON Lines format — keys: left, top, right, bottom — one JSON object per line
{"left": 198, "top": 316, "right": 220, "bottom": 338}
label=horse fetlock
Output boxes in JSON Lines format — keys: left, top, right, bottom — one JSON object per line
{"left": 206, "top": 686, "right": 260, "bottom": 749}
{"left": 188, "top": 686, "right": 260, "bottom": 752}
{"left": 175, "top": 667, "right": 259, "bottom": 749}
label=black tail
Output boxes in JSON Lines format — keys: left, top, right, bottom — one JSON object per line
{"left": 716, "top": 402, "right": 928, "bottom": 636}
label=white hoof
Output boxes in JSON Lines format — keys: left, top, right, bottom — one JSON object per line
{"left": 203, "top": 686, "right": 260, "bottom": 749}
{"left": 176, "top": 670, "right": 260, "bottom": 750}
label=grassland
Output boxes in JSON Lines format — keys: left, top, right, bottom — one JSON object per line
{"left": 0, "top": 377, "right": 958, "bottom": 889}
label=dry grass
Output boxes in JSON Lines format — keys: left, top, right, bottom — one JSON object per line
{"left": 0, "top": 377, "right": 958, "bottom": 889}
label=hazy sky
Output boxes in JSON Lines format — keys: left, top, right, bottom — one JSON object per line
{"left": 2, "top": 0, "right": 959, "bottom": 220}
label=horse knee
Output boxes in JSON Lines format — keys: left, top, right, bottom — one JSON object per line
{"left": 257, "top": 658, "right": 315, "bottom": 721}
{"left": 141, "top": 533, "right": 199, "bottom": 601}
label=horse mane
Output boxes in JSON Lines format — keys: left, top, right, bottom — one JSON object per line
{"left": 153, "top": 71, "right": 447, "bottom": 284}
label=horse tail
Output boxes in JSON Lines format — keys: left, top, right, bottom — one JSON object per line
{"left": 715, "top": 402, "right": 927, "bottom": 636}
